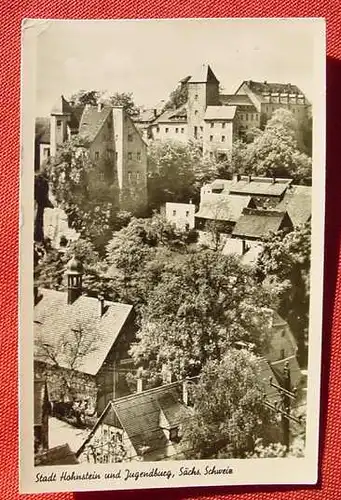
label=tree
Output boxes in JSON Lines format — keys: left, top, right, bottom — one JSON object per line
{"left": 181, "top": 350, "right": 275, "bottom": 459}
{"left": 163, "top": 80, "right": 189, "bottom": 111}
{"left": 256, "top": 222, "right": 311, "bottom": 364}
{"left": 69, "top": 90, "right": 140, "bottom": 116}
{"left": 241, "top": 109, "right": 312, "bottom": 184}
{"left": 130, "top": 250, "right": 277, "bottom": 382}
{"left": 34, "top": 172, "right": 53, "bottom": 243}
{"left": 44, "top": 137, "right": 121, "bottom": 252}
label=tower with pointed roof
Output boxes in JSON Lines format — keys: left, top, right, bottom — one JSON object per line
{"left": 66, "top": 255, "right": 83, "bottom": 305}
{"left": 186, "top": 64, "right": 220, "bottom": 142}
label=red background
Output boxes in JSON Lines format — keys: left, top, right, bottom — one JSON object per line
{"left": 1, "top": 1, "right": 340, "bottom": 499}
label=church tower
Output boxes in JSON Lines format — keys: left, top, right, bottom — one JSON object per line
{"left": 186, "top": 64, "right": 220, "bottom": 141}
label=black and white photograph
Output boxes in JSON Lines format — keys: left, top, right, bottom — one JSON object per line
{"left": 20, "top": 17, "right": 325, "bottom": 493}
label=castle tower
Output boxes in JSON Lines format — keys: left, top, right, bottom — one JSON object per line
{"left": 186, "top": 64, "right": 220, "bottom": 141}
{"left": 66, "top": 255, "right": 83, "bottom": 305}
{"left": 50, "top": 96, "right": 72, "bottom": 156}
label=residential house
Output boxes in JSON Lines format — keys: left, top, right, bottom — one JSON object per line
{"left": 35, "top": 118, "right": 51, "bottom": 171}
{"left": 76, "top": 380, "right": 194, "bottom": 463}
{"left": 165, "top": 202, "right": 195, "bottom": 230}
{"left": 36, "top": 97, "right": 148, "bottom": 216}
{"left": 34, "top": 256, "right": 135, "bottom": 415}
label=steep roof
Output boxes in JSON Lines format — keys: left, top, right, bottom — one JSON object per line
{"left": 78, "top": 105, "right": 112, "bottom": 142}
{"left": 232, "top": 209, "right": 292, "bottom": 240}
{"left": 79, "top": 381, "right": 192, "bottom": 460}
{"left": 196, "top": 195, "right": 255, "bottom": 222}
{"left": 34, "top": 288, "right": 133, "bottom": 375}
{"left": 276, "top": 185, "right": 311, "bottom": 226}
{"left": 220, "top": 94, "right": 255, "bottom": 107}
{"left": 204, "top": 105, "right": 237, "bottom": 121}
{"left": 188, "top": 64, "right": 219, "bottom": 84}
{"left": 243, "top": 80, "right": 305, "bottom": 99}
{"left": 153, "top": 105, "right": 187, "bottom": 124}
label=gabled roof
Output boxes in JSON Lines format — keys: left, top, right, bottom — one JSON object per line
{"left": 242, "top": 81, "right": 305, "bottom": 99}
{"left": 79, "top": 381, "right": 192, "bottom": 460}
{"left": 34, "top": 288, "right": 133, "bottom": 375}
{"left": 204, "top": 105, "right": 237, "bottom": 121}
{"left": 153, "top": 105, "right": 187, "bottom": 124}
{"left": 78, "top": 105, "right": 112, "bottom": 142}
{"left": 232, "top": 209, "right": 292, "bottom": 240}
{"left": 196, "top": 195, "right": 255, "bottom": 223}
{"left": 276, "top": 185, "right": 311, "bottom": 226}
{"left": 188, "top": 64, "right": 219, "bottom": 84}
{"left": 229, "top": 176, "right": 292, "bottom": 197}
{"left": 220, "top": 94, "right": 255, "bottom": 107}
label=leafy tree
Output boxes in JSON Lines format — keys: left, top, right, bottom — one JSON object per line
{"left": 256, "top": 222, "right": 311, "bottom": 365}
{"left": 130, "top": 250, "right": 277, "bottom": 381}
{"left": 241, "top": 109, "right": 312, "bottom": 184}
{"left": 246, "top": 438, "right": 305, "bottom": 458}
{"left": 45, "top": 138, "right": 121, "bottom": 252}
{"left": 181, "top": 350, "right": 275, "bottom": 459}
{"left": 69, "top": 90, "right": 140, "bottom": 116}
{"left": 34, "top": 172, "right": 53, "bottom": 243}
{"left": 163, "top": 80, "right": 189, "bottom": 111}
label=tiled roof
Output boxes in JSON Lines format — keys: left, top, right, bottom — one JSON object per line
{"left": 78, "top": 105, "right": 112, "bottom": 142}
{"left": 153, "top": 105, "right": 187, "bottom": 124}
{"left": 220, "top": 94, "right": 255, "bottom": 107}
{"left": 276, "top": 185, "right": 311, "bottom": 226}
{"left": 69, "top": 104, "right": 85, "bottom": 131}
{"left": 35, "top": 444, "right": 79, "bottom": 466}
{"left": 34, "top": 288, "right": 133, "bottom": 375}
{"left": 34, "top": 380, "right": 48, "bottom": 426}
{"left": 189, "top": 64, "right": 219, "bottom": 84}
{"left": 245, "top": 80, "right": 304, "bottom": 97}
{"left": 196, "top": 195, "right": 255, "bottom": 222}
{"left": 204, "top": 105, "right": 237, "bottom": 121}
{"left": 229, "top": 176, "right": 292, "bottom": 197}
{"left": 81, "top": 381, "right": 191, "bottom": 460}
{"left": 51, "top": 95, "right": 73, "bottom": 116}
{"left": 232, "top": 209, "right": 292, "bottom": 240}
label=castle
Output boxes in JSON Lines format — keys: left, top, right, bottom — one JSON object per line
{"left": 134, "top": 64, "right": 311, "bottom": 158}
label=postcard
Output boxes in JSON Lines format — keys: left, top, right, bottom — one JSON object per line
{"left": 19, "top": 17, "right": 326, "bottom": 493}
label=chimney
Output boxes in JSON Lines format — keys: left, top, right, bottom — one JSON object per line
{"left": 153, "top": 109, "right": 157, "bottom": 118}
{"left": 98, "top": 294, "right": 105, "bottom": 317}
{"left": 136, "top": 367, "right": 144, "bottom": 393}
{"left": 182, "top": 380, "right": 188, "bottom": 406}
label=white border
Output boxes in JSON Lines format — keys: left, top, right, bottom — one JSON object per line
{"left": 19, "top": 17, "right": 326, "bottom": 494}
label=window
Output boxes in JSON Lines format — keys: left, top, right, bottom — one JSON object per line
{"left": 172, "top": 210, "right": 176, "bottom": 216}
{"left": 128, "top": 134, "right": 133, "bottom": 142}
{"left": 200, "top": 126, "right": 203, "bottom": 132}
{"left": 221, "top": 135, "right": 225, "bottom": 142}
{"left": 136, "top": 172, "right": 140, "bottom": 181}
{"left": 194, "top": 126, "right": 198, "bottom": 138}
{"left": 181, "top": 128, "right": 184, "bottom": 133}
{"left": 43, "top": 147, "right": 50, "bottom": 157}
{"left": 95, "top": 151, "right": 99, "bottom": 161}
{"left": 186, "top": 211, "right": 189, "bottom": 217}
{"left": 194, "top": 94, "right": 198, "bottom": 100}
{"left": 156, "top": 126, "right": 160, "bottom": 133}
{"left": 137, "top": 152, "right": 141, "bottom": 161}
{"left": 246, "top": 114, "right": 249, "bottom": 121}
{"left": 56, "top": 119, "right": 62, "bottom": 127}
{"left": 210, "top": 135, "right": 213, "bottom": 142}
{"left": 280, "top": 348, "right": 285, "bottom": 359}
{"left": 194, "top": 110, "right": 198, "bottom": 116}
{"left": 240, "top": 114, "right": 244, "bottom": 120}
{"left": 115, "top": 152, "right": 118, "bottom": 161}
{"left": 222, "top": 122, "right": 226, "bottom": 129}
{"left": 128, "top": 152, "right": 132, "bottom": 160}
{"left": 165, "top": 127, "right": 169, "bottom": 133}
{"left": 210, "top": 122, "right": 214, "bottom": 128}
{"left": 175, "top": 128, "right": 179, "bottom": 133}
{"left": 128, "top": 171, "right": 132, "bottom": 182}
